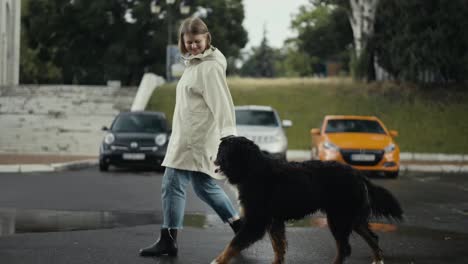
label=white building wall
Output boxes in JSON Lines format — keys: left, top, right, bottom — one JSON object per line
{"left": 0, "top": 0, "right": 20, "bottom": 86}
{"left": 0, "top": 1, "right": 5, "bottom": 85}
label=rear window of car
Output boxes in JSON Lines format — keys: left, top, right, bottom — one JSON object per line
{"left": 236, "top": 110, "right": 279, "bottom": 127}
{"left": 325, "top": 119, "right": 386, "bottom": 134}
{"left": 112, "top": 114, "right": 167, "bottom": 133}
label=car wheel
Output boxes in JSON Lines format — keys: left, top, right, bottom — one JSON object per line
{"left": 387, "top": 171, "right": 399, "bottom": 179}
{"left": 99, "top": 160, "right": 109, "bottom": 172}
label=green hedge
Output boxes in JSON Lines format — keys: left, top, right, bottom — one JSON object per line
{"left": 147, "top": 78, "right": 468, "bottom": 153}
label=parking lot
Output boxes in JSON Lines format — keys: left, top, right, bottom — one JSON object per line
{"left": 0, "top": 167, "right": 467, "bottom": 263}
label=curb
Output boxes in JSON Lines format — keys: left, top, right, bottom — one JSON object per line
{"left": 0, "top": 159, "right": 98, "bottom": 174}
{"left": 400, "top": 152, "right": 468, "bottom": 162}
{"left": 51, "top": 159, "right": 98, "bottom": 172}
{"left": 401, "top": 164, "right": 468, "bottom": 173}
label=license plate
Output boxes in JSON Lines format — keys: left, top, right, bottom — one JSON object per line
{"left": 351, "top": 154, "right": 375, "bottom": 161}
{"left": 123, "top": 153, "right": 145, "bottom": 160}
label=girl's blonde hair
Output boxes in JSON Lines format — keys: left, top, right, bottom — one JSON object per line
{"left": 178, "top": 17, "right": 212, "bottom": 54}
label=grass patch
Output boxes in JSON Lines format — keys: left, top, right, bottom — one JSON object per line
{"left": 147, "top": 78, "right": 468, "bottom": 153}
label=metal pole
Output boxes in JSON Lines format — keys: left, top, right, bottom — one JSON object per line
{"left": 166, "top": 6, "right": 173, "bottom": 82}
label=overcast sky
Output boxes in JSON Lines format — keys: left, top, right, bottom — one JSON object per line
{"left": 242, "top": 0, "right": 310, "bottom": 50}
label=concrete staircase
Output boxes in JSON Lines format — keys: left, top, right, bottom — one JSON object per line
{"left": 0, "top": 85, "right": 137, "bottom": 155}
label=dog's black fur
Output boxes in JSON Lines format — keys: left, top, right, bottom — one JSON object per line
{"left": 212, "top": 136, "right": 403, "bottom": 264}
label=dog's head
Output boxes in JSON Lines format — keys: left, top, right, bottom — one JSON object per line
{"left": 214, "top": 136, "right": 264, "bottom": 184}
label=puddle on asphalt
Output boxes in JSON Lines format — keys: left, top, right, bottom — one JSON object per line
{"left": 0, "top": 208, "right": 208, "bottom": 236}
{"left": 2, "top": 208, "right": 467, "bottom": 240}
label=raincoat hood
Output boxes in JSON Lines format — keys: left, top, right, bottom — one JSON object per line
{"left": 182, "top": 46, "right": 226, "bottom": 69}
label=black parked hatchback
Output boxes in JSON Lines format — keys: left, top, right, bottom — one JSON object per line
{"left": 99, "top": 111, "right": 170, "bottom": 171}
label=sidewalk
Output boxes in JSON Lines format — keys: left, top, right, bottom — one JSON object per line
{"left": 0, "top": 151, "right": 467, "bottom": 173}
{"left": 0, "top": 154, "right": 97, "bottom": 173}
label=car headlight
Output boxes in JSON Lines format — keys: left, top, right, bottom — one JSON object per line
{"left": 323, "top": 141, "right": 340, "bottom": 151}
{"left": 104, "top": 133, "right": 115, "bottom": 145}
{"left": 155, "top": 134, "right": 167, "bottom": 146}
{"left": 384, "top": 143, "right": 396, "bottom": 153}
{"left": 273, "top": 135, "right": 284, "bottom": 142}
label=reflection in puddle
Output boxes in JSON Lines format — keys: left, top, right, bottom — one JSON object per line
{"left": 0, "top": 208, "right": 209, "bottom": 237}
{"left": 370, "top": 222, "right": 398, "bottom": 232}
{"left": 287, "top": 216, "right": 328, "bottom": 228}
{"left": 287, "top": 216, "right": 398, "bottom": 233}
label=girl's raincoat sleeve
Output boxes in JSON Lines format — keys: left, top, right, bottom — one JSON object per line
{"left": 201, "top": 62, "right": 237, "bottom": 139}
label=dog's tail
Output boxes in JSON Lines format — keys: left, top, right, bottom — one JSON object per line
{"left": 365, "top": 180, "right": 404, "bottom": 222}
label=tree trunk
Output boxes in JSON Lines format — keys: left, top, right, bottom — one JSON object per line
{"left": 348, "top": 0, "right": 379, "bottom": 57}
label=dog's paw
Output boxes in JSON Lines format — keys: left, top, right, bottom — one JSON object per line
{"left": 372, "top": 260, "right": 384, "bottom": 264}
{"left": 210, "top": 260, "right": 220, "bottom": 264}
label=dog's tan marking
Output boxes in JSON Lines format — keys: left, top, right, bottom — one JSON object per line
{"left": 213, "top": 243, "right": 240, "bottom": 264}
{"left": 268, "top": 221, "right": 287, "bottom": 264}
{"left": 333, "top": 240, "right": 344, "bottom": 264}
{"left": 354, "top": 225, "right": 384, "bottom": 263}
{"left": 269, "top": 231, "right": 287, "bottom": 264}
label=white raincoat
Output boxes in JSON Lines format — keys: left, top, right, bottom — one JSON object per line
{"left": 161, "top": 46, "right": 237, "bottom": 179}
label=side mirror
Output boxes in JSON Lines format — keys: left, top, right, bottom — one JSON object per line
{"left": 310, "top": 128, "right": 321, "bottom": 135}
{"left": 390, "top": 130, "right": 398, "bottom": 137}
{"left": 102, "top": 126, "right": 109, "bottom": 131}
{"left": 282, "top": 120, "right": 293, "bottom": 128}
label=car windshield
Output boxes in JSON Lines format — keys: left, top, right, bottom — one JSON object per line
{"left": 325, "top": 119, "right": 386, "bottom": 134}
{"left": 236, "top": 110, "right": 279, "bottom": 127}
{"left": 112, "top": 114, "right": 167, "bottom": 133}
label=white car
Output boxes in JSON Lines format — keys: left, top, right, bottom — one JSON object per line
{"left": 235, "top": 105, "right": 292, "bottom": 160}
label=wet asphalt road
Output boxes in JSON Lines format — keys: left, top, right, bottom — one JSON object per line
{"left": 0, "top": 167, "right": 467, "bottom": 263}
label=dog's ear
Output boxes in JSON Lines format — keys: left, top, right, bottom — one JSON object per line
{"left": 228, "top": 137, "right": 264, "bottom": 178}
{"left": 218, "top": 137, "right": 245, "bottom": 183}
{"left": 216, "top": 136, "right": 264, "bottom": 184}
{"left": 238, "top": 138, "right": 262, "bottom": 164}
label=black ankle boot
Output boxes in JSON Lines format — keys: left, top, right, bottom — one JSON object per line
{"left": 139, "top": 228, "right": 178, "bottom": 257}
{"left": 229, "top": 219, "right": 243, "bottom": 234}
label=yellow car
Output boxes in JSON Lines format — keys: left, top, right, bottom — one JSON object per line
{"left": 311, "top": 115, "right": 400, "bottom": 178}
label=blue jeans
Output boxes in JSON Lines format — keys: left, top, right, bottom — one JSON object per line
{"left": 161, "top": 167, "right": 239, "bottom": 229}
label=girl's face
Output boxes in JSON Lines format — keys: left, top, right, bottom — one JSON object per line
{"left": 183, "top": 33, "right": 208, "bottom": 56}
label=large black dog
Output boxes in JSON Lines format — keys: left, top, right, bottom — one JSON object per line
{"left": 211, "top": 136, "right": 403, "bottom": 264}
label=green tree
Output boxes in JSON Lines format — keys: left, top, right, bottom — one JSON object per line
{"left": 20, "top": 0, "right": 248, "bottom": 85}
{"left": 240, "top": 29, "right": 276, "bottom": 77}
{"left": 373, "top": 0, "right": 468, "bottom": 83}
{"left": 312, "top": 0, "right": 380, "bottom": 81}
{"left": 22, "top": 0, "right": 140, "bottom": 84}
{"left": 290, "top": 3, "right": 352, "bottom": 76}
{"left": 20, "top": 0, "right": 62, "bottom": 83}
{"left": 274, "top": 43, "right": 314, "bottom": 77}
